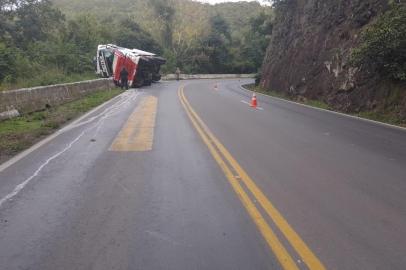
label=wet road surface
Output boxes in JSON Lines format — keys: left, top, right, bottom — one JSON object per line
{"left": 0, "top": 79, "right": 405, "bottom": 270}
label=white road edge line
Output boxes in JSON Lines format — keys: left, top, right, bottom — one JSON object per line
{"left": 240, "top": 100, "right": 264, "bottom": 110}
{"left": 0, "top": 131, "right": 86, "bottom": 208}
{"left": 0, "top": 89, "right": 134, "bottom": 173}
{"left": 239, "top": 85, "right": 406, "bottom": 131}
{"left": 0, "top": 89, "right": 140, "bottom": 207}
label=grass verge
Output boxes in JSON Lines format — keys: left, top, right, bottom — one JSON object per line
{"left": 0, "top": 72, "right": 98, "bottom": 91}
{"left": 0, "top": 88, "right": 122, "bottom": 164}
{"left": 243, "top": 84, "right": 406, "bottom": 128}
{"left": 244, "top": 84, "right": 331, "bottom": 110}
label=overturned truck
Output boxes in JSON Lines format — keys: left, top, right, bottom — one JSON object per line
{"left": 95, "top": 44, "right": 166, "bottom": 88}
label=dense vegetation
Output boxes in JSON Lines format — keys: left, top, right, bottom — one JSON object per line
{"left": 0, "top": 0, "right": 110, "bottom": 89}
{"left": 0, "top": 0, "right": 273, "bottom": 90}
{"left": 350, "top": 3, "right": 406, "bottom": 81}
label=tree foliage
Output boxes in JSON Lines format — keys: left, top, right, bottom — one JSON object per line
{"left": 350, "top": 4, "right": 406, "bottom": 81}
{"left": 0, "top": 0, "right": 273, "bottom": 90}
{"left": 149, "top": 0, "right": 175, "bottom": 49}
{"left": 52, "top": 0, "right": 273, "bottom": 74}
{"left": 113, "top": 19, "right": 162, "bottom": 54}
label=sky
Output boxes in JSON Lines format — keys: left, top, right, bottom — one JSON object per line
{"left": 195, "top": 0, "right": 271, "bottom": 5}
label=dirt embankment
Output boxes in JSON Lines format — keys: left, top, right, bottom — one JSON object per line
{"left": 261, "top": 0, "right": 406, "bottom": 123}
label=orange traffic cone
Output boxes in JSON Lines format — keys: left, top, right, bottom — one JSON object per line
{"left": 251, "top": 93, "right": 257, "bottom": 108}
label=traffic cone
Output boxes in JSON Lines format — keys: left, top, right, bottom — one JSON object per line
{"left": 251, "top": 93, "right": 257, "bottom": 108}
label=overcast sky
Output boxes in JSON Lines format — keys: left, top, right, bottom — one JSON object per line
{"left": 195, "top": 0, "right": 271, "bottom": 5}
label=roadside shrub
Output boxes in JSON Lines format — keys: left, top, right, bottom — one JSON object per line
{"left": 350, "top": 4, "right": 406, "bottom": 81}
{"left": 0, "top": 43, "right": 16, "bottom": 83}
{"left": 255, "top": 72, "right": 261, "bottom": 86}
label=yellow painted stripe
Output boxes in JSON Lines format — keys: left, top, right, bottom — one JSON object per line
{"left": 180, "top": 85, "right": 326, "bottom": 270}
{"left": 110, "top": 96, "right": 157, "bottom": 152}
{"left": 178, "top": 87, "right": 299, "bottom": 270}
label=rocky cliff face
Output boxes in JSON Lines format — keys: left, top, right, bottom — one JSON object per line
{"left": 261, "top": 0, "right": 406, "bottom": 120}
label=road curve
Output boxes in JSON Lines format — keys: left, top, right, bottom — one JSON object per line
{"left": 183, "top": 79, "right": 406, "bottom": 270}
{"left": 0, "top": 79, "right": 405, "bottom": 270}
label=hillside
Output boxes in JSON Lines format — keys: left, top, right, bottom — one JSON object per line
{"left": 261, "top": 0, "right": 406, "bottom": 124}
{"left": 51, "top": 0, "right": 272, "bottom": 73}
{"left": 51, "top": 0, "right": 265, "bottom": 32}
{"left": 0, "top": 0, "right": 272, "bottom": 90}
{"left": 51, "top": 0, "right": 264, "bottom": 30}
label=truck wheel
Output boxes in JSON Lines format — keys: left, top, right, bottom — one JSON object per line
{"left": 144, "top": 79, "right": 152, "bottom": 86}
{"left": 152, "top": 74, "right": 161, "bottom": 82}
{"left": 134, "top": 77, "right": 144, "bottom": 88}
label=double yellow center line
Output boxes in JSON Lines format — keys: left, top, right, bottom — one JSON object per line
{"left": 179, "top": 85, "right": 325, "bottom": 270}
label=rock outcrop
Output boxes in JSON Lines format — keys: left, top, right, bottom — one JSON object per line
{"left": 261, "top": 0, "right": 406, "bottom": 121}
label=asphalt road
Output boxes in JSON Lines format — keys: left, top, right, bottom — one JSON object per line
{"left": 0, "top": 79, "right": 405, "bottom": 270}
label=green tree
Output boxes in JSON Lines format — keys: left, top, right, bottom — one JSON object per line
{"left": 0, "top": 42, "right": 16, "bottom": 82}
{"left": 149, "top": 0, "right": 175, "bottom": 49}
{"left": 350, "top": 4, "right": 406, "bottom": 81}
{"left": 198, "top": 14, "right": 232, "bottom": 73}
{"left": 13, "top": 0, "right": 65, "bottom": 48}
{"left": 241, "top": 11, "right": 273, "bottom": 72}
{"left": 113, "top": 19, "right": 162, "bottom": 54}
